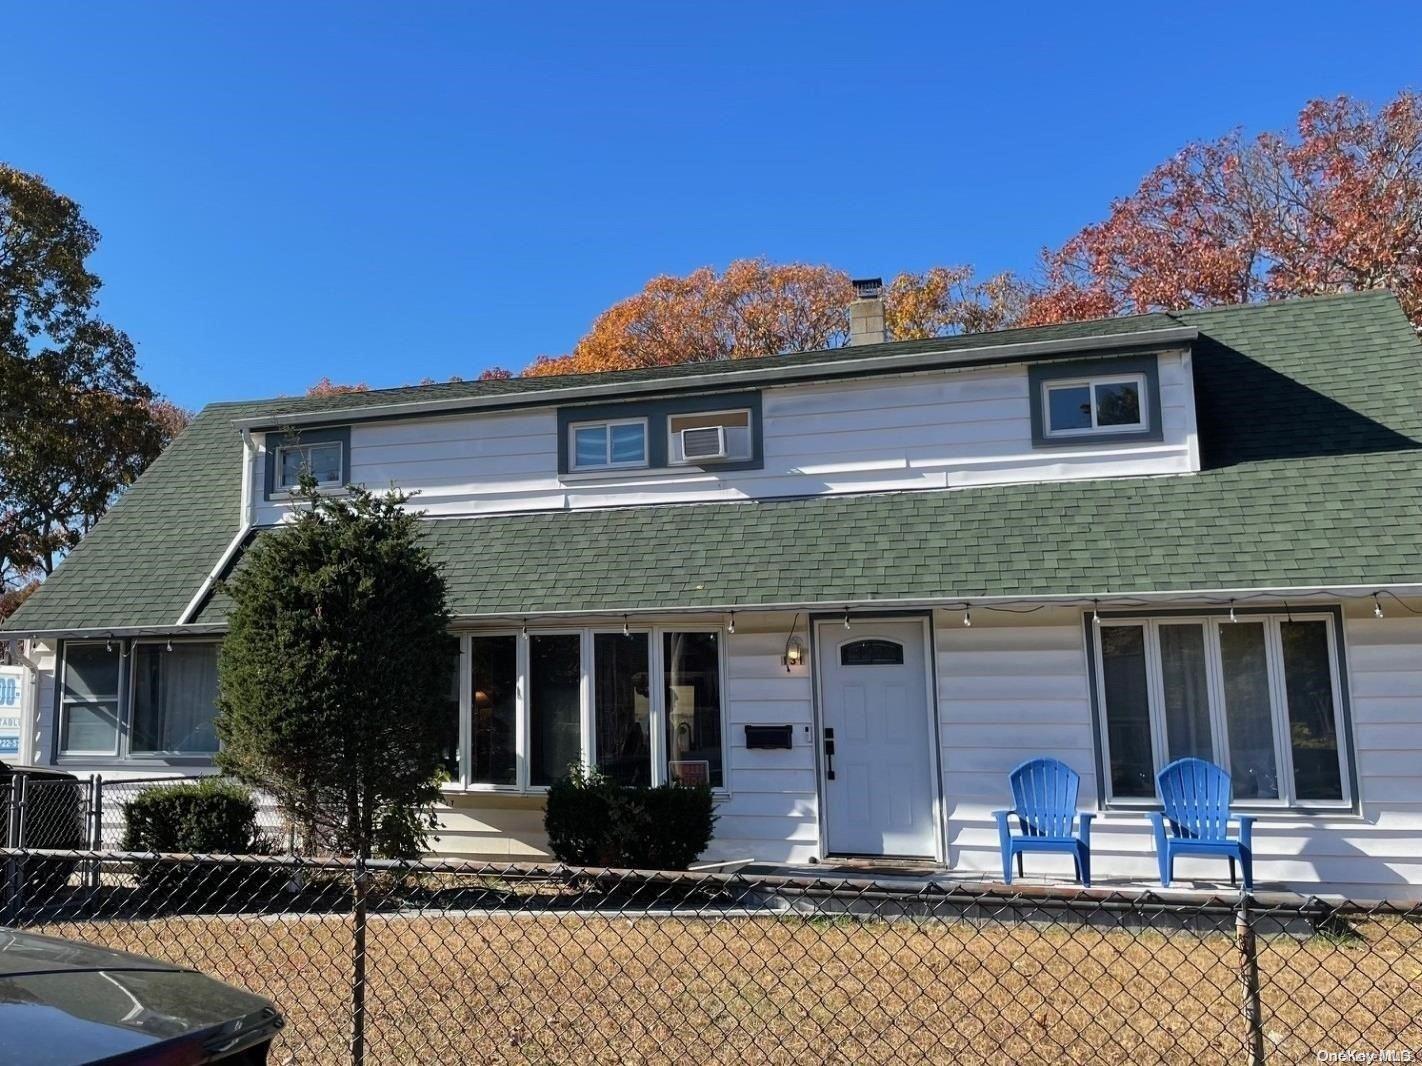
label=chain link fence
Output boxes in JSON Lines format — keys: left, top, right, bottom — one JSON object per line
{"left": 0, "top": 771, "right": 290, "bottom": 852}
{"left": 0, "top": 848, "right": 1417, "bottom": 1064}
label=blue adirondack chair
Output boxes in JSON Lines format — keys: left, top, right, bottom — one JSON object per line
{"left": 1149, "top": 757, "right": 1255, "bottom": 891}
{"left": 993, "top": 757, "right": 1094, "bottom": 887}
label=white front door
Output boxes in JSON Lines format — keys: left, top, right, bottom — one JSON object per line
{"left": 816, "top": 619, "right": 938, "bottom": 859}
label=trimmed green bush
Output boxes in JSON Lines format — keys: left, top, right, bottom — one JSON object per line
{"left": 545, "top": 766, "right": 716, "bottom": 871}
{"left": 121, "top": 778, "right": 263, "bottom": 855}
{"left": 121, "top": 779, "right": 273, "bottom": 904}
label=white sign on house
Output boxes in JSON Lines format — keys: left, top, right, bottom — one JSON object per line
{"left": 0, "top": 666, "right": 24, "bottom": 759}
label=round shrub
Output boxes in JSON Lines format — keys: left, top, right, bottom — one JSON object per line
{"left": 121, "top": 778, "right": 263, "bottom": 855}
{"left": 544, "top": 767, "right": 716, "bottom": 871}
{"left": 121, "top": 778, "right": 270, "bottom": 905}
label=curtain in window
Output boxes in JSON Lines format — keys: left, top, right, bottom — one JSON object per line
{"left": 131, "top": 644, "right": 220, "bottom": 754}
{"left": 1099, "top": 626, "right": 1153, "bottom": 798}
{"left": 1218, "top": 623, "right": 1279, "bottom": 800}
{"left": 1159, "top": 624, "right": 1213, "bottom": 763}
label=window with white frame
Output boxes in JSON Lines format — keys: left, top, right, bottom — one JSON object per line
{"left": 1094, "top": 613, "right": 1350, "bottom": 806}
{"left": 569, "top": 419, "right": 648, "bottom": 471}
{"left": 59, "top": 640, "right": 224, "bottom": 760}
{"left": 469, "top": 635, "right": 518, "bottom": 785}
{"left": 1043, "top": 374, "right": 1146, "bottom": 437}
{"left": 276, "top": 440, "right": 344, "bottom": 490}
{"left": 463, "top": 627, "right": 726, "bottom": 791}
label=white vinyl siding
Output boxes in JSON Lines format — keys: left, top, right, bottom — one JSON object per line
{"left": 252, "top": 350, "right": 1199, "bottom": 524}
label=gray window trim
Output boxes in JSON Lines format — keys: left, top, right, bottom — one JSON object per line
{"left": 1028, "top": 354, "right": 1164, "bottom": 447}
{"left": 556, "top": 392, "right": 763, "bottom": 475}
{"left": 263, "top": 426, "right": 351, "bottom": 499}
{"left": 1083, "top": 604, "right": 1359, "bottom": 815}
{"left": 52, "top": 637, "right": 222, "bottom": 768}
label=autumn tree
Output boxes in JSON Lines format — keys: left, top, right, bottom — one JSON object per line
{"left": 885, "top": 266, "right": 1025, "bottom": 340}
{"left": 0, "top": 164, "right": 182, "bottom": 599}
{"left": 306, "top": 377, "right": 371, "bottom": 396}
{"left": 1024, "top": 91, "right": 1422, "bottom": 328}
{"left": 525, "top": 258, "right": 1018, "bottom": 376}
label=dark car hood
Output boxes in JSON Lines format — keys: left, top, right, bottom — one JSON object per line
{"left": 0, "top": 929, "right": 185, "bottom": 978}
{"left": 0, "top": 931, "right": 280, "bottom": 1065}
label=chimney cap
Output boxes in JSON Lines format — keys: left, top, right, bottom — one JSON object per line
{"left": 852, "top": 277, "right": 883, "bottom": 299}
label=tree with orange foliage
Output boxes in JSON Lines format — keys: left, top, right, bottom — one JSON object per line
{"left": 306, "top": 377, "right": 371, "bottom": 396}
{"left": 526, "top": 259, "right": 1016, "bottom": 377}
{"left": 885, "top": 267, "right": 1024, "bottom": 340}
{"left": 1024, "top": 91, "right": 1422, "bottom": 328}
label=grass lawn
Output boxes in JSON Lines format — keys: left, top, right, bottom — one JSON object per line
{"left": 31, "top": 905, "right": 1421, "bottom": 1064}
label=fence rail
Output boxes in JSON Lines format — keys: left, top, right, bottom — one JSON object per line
{"left": 0, "top": 848, "right": 1417, "bottom": 1064}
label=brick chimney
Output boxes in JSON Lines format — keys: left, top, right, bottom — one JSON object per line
{"left": 848, "top": 277, "right": 885, "bottom": 346}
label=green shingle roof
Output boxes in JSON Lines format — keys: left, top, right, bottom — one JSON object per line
{"left": 7, "top": 291, "right": 1421, "bottom": 632}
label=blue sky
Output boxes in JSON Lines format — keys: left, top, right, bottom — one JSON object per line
{"left": 6, "top": 2, "right": 1421, "bottom": 410}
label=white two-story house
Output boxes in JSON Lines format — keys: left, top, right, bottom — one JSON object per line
{"left": 5, "top": 286, "right": 1422, "bottom": 898}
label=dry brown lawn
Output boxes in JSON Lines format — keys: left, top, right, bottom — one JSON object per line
{"left": 34, "top": 907, "right": 1422, "bottom": 1065}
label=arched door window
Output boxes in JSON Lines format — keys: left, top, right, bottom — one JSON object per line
{"left": 839, "top": 639, "right": 904, "bottom": 666}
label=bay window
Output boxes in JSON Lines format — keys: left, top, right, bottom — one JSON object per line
{"left": 455, "top": 626, "right": 726, "bottom": 792}
{"left": 1093, "top": 612, "right": 1351, "bottom": 806}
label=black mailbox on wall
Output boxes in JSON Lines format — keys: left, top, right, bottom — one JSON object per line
{"left": 744, "top": 724, "right": 794, "bottom": 750}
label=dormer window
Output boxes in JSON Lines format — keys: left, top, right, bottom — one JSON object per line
{"left": 557, "top": 393, "right": 763, "bottom": 477}
{"left": 277, "top": 440, "right": 344, "bottom": 489}
{"left": 1028, "top": 355, "right": 1164, "bottom": 448}
{"left": 1043, "top": 374, "right": 1146, "bottom": 438}
{"left": 570, "top": 418, "right": 649, "bottom": 471}
{"left": 263, "top": 427, "right": 351, "bottom": 499}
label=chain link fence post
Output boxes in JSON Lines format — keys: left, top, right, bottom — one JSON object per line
{"left": 350, "top": 855, "right": 369, "bottom": 1066}
{"left": 84, "top": 774, "right": 100, "bottom": 889}
{"left": 1236, "top": 892, "right": 1267, "bottom": 1065}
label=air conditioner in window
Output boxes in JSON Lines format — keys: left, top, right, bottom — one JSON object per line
{"left": 680, "top": 425, "right": 729, "bottom": 461}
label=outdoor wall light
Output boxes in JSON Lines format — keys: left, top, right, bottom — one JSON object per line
{"left": 783, "top": 636, "right": 805, "bottom": 671}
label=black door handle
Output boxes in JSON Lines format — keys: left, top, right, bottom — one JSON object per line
{"left": 823, "top": 727, "right": 835, "bottom": 780}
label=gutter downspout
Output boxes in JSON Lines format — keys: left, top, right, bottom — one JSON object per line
{"left": 176, "top": 428, "right": 257, "bottom": 626}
